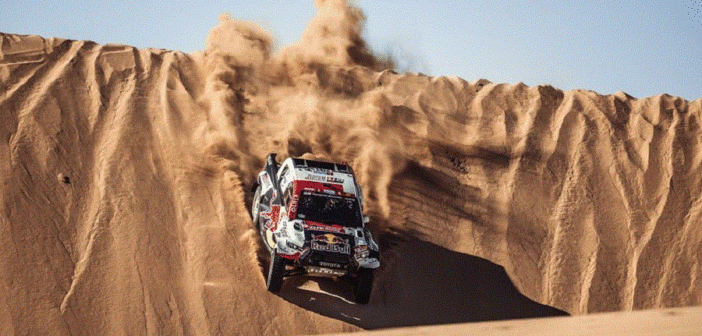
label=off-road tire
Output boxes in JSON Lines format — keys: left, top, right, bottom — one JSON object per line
{"left": 354, "top": 268, "right": 374, "bottom": 304}
{"left": 266, "top": 249, "right": 286, "bottom": 293}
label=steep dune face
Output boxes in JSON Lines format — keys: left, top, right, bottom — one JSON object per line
{"left": 1, "top": 1, "right": 701, "bottom": 334}
{"left": 375, "top": 79, "right": 702, "bottom": 314}
{"left": 0, "top": 35, "right": 355, "bottom": 335}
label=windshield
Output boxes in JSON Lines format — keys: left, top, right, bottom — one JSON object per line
{"left": 296, "top": 191, "right": 363, "bottom": 228}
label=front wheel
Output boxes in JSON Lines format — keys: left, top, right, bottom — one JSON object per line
{"left": 266, "top": 249, "right": 286, "bottom": 293}
{"left": 354, "top": 268, "right": 374, "bottom": 304}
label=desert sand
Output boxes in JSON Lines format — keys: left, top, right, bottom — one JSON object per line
{"left": 1, "top": 0, "right": 701, "bottom": 335}
{"left": 326, "top": 305, "right": 702, "bottom": 336}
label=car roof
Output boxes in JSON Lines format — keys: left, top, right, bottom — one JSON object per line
{"left": 281, "top": 157, "right": 359, "bottom": 197}
{"left": 290, "top": 158, "right": 352, "bottom": 173}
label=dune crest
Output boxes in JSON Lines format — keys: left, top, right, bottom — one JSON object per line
{"left": 1, "top": 2, "right": 701, "bottom": 334}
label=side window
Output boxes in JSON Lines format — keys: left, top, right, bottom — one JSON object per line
{"left": 283, "top": 185, "right": 293, "bottom": 208}
{"left": 278, "top": 165, "right": 288, "bottom": 192}
{"left": 279, "top": 165, "right": 289, "bottom": 184}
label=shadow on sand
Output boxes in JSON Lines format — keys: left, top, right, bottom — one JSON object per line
{"left": 278, "top": 238, "right": 568, "bottom": 329}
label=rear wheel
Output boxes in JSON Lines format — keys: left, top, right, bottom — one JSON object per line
{"left": 251, "top": 185, "right": 262, "bottom": 229}
{"left": 266, "top": 249, "right": 286, "bottom": 293}
{"left": 354, "top": 268, "right": 374, "bottom": 304}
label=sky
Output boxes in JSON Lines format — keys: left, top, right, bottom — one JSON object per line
{"left": 2, "top": 0, "right": 701, "bottom": 100}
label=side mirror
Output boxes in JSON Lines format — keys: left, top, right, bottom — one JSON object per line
{"left": 363, "top": 216, "right": 370, "bottom": 224}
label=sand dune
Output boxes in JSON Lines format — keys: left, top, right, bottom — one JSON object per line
{"left": 327, "top": 305, "right": 702, "bottom": 336}
{"left": 1, "top": 1, "right": 701, "bottom": 335}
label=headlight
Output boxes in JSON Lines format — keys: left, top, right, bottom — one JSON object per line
{"left": 286, "top": 241, "right": 302, "bottom": 251}
{"left": 354, "top": 245, "right": 370, "bottom": 259}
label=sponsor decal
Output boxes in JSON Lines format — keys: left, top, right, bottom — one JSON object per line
{"left": 326, "top": 176, "right": 344, "bottom": 184}
{"left": 304, "top": 222, "right": 346, "bottom": 234}
{"left": 318, "top": 261, "right": 342, "bottom": 268}
{"left": 261, "top": 206, "right": 280, "bottom": 230}
{"left": 310, "top": 234, "right": 351, "bottom": 254}
{"left": 303, "top": 174, "right": 327, "bottom": 182}
{"left": 280, "top": 222, "right": 289, "bottom": 238}
{"left": 305, "top": 266, "right": 346, "bottom": 276}
{"left": 279, "top": 252, "right": 301, "bottom": 260}
{"left": 288, "top": 194, "right": 300, "bottom": 217}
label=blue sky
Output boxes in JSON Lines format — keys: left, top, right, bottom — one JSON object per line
{"left": 2, "top": 1, "right": 701, "bottom": 100}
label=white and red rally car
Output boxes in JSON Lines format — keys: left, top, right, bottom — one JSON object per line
{"left": 251, "top": 153, "right": 380, "bottom": 303}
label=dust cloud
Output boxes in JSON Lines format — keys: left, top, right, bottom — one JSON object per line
{"left": 198, "top": 0, "right": 401, "bottom": 216}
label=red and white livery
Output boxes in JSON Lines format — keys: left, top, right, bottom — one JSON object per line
{"left": 251, "top": 154, "right": 379, "bottom": 303}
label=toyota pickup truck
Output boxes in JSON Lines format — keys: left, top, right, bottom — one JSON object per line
{"left": 251, "top": 153, "right": 380, "bottom": 303}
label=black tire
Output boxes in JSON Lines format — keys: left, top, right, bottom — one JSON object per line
{"left": 251, "top": 185, "right": 262, "bottom": 229}
{"left": 354, "top": 268, "right": 374, "bottom": 304}
{"left": 266, "top": 249, "right": 286, "bottom": 293}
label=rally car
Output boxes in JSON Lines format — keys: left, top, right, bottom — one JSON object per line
{"left": 251, "top": 153, "right": 380, "bottom": 303}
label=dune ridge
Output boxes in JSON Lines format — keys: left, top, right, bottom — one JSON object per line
{"left": 1, "top": 1, "right": 701, "bottom": 334}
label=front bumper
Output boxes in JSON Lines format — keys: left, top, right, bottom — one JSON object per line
{"left": 304, "top": 266, "right": 347, "bottom": 277}
{"left": 300, "top": 249, "right": 353, "bottom": 269}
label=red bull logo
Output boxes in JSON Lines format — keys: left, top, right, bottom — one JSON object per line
{"left": 311, "top": 234, "right": 350, "bottom": 254}
{"left": 261, "top": 206, "right": 280, "bottom": 230}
